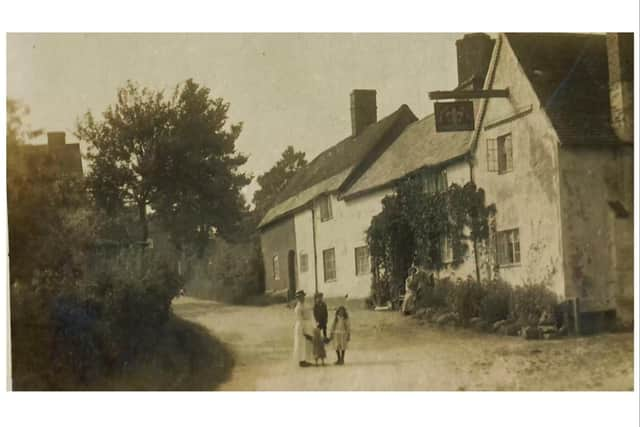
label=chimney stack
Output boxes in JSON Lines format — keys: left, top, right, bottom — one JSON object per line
{"left": 455, "top": 33, "right": 495, "bottom": 89}
{"left": 47, "top": 131, "right": 66, "bottom": 148}
{"left": 351, "top": 89, "right": 377, "bottom": 136}
{"left": 607, "top": 33, "right": 634, "bottom": 143}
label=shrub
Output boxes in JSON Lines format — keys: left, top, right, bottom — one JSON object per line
{"left": 479, "top": 279, "right": 512, "bottom": 324}
{"left": 511, "top": 283, "right": 558, "bottom": 326}
{"left": 447, "top": 276, "right": 486, "bottom": 325}
{"left": 418, "top": 277, "right": 454, "bottom": 309}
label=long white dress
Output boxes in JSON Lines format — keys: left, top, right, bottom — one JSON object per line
{"left": 293, "top": 301, "right": 311, "bottom": 363}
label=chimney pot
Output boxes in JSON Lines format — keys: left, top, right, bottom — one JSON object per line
{"left": 455, "top": 33, "right": 495, "bottom": 89}
{"left": 350, "top": 89, "right": 377, "bottom": 136}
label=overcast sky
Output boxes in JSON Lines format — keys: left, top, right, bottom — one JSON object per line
{"left": 7, "top": 33, "right": 462, "bottom": 200}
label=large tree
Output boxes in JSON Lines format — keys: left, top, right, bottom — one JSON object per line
{"left": 152, "top": 79, "right": 251, "bottom": 253}
{"left": 77, "top": 81, "right": 173, "bottom": 241}
{"left": 77, "top": 79, "right": 250, "bottom": 251}
{"left": 252, "top": 145, "right": 307, "bottom": 220}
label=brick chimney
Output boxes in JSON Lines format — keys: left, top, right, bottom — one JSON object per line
{"left": 455, "top": 33, "right": 495, "bottom": 89}
{"left": 47, "top": 131, "right": 66, "bottom": 148}
{"left": 351, "top": 89, "right": 377, "bottom": 136}
{"left": 607, "top": 33, "right": 634, "bottom": 143}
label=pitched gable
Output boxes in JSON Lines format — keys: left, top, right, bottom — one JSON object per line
{"left": 506, "top": 33, "right": 618, "bottom": 145}
{"left": 258, "top": 104, "right": 417, "bottom": 228}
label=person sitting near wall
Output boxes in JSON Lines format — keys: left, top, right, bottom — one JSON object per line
{"left": 401, "top": 265, "right": 419, "bottom": 315}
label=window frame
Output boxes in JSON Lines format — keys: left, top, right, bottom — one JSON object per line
{"left": 299, "top": 252, "right": 309, "bottom": 273}
{"left": 496, "top": 228, "right": 521, "bottom": 266}
{"left": 319, "top": 194, "right": 333, "bottom": 222}
{"left": 354, "top": 245, "right": 370, "bottom": 276}
{"left": 497, "top": 133, "right": 513, "bottom": 174}
{"left": 322, "top": 248, "right": 337, "bottom": 282}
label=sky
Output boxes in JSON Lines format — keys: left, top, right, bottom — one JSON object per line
{"left": 7, "top": 33, "right": 463, "bottom": 201}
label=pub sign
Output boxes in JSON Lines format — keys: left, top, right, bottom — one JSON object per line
{"left": 434, "top": 101, "right": 475, "bottom": 132}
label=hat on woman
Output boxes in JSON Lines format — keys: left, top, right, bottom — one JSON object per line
{"left": 295, "top": 290, "right": 306, "bottom": 298}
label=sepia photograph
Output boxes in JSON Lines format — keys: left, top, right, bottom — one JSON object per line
{"left": 2, "top": 5, "right": 638, "bottom": 412}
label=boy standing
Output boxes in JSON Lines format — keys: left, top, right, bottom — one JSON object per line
{"left": 313, "top": 293, "right": 328, "bottom": 339}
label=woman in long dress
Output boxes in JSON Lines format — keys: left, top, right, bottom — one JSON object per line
{"left": 293, "top": 290, "right": 312, "bottom": 367}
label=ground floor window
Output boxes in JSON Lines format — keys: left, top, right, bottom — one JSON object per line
{"left": 323, "top": 248, "right": 336, "bottom": 282}
{"left": 354, "top": 245, "right": 370, "bottom": 276}
{"left": 497, "top": 228, "right": 520, "bottom": 265}
{"left": 273, "top": 255, "right": 280, "bottom": 280}
{"left": 299, "top": 252, "right": 309, "bottom": 273}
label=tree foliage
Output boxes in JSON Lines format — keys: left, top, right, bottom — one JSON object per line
{"left": 76, "top": 79, "right": 251, "bottom": 251}
{"left": 367, "top": 176, "right": 495, "bottom": 304}
{"left": 252, "top": 145, "right": 307, "bottom": 220}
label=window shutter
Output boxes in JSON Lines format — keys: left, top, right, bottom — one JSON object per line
{"left": 487, "top": 138, "right": 497, "bottom": 172}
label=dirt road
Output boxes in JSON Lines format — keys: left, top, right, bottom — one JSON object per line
{"left": 172, "top": 297, "right": 634, "bottom": 391}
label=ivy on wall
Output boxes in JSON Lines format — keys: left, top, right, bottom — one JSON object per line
{"left": 366, "top": 175, "right": 496, "bottom": 305}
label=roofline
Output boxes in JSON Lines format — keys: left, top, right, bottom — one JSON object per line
{"left": 340, "top": 152, "right": 469, "bottom": 202}
{"left": 258, "top": 104, "right": 415, "bottom": 230}
{"left": 337, "top": 104, "right": 417, "bottom": 194}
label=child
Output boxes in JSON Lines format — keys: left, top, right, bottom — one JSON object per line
{"left": 329, "top": 306, "right": 351, "bottom": 365}
{"left": 311, "top": 324, "right": 327, "bottom": 366}
{"left": 313, "top": 292, "right": 329, "bottom": 339}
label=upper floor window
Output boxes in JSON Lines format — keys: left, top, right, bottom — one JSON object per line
{"left": 272, "top": 255, "right": 280, "bottom": 280}
{"left": 424, "top": 169, "right": 448, "bottom": 194}
{"left": 319, "top": 194, "right": 333, "bottom": 222}
{"left": 441, "top": 236, "right": 454, "bottom": 264}
{"left": 487, "top": 133, "right": 513, "bottom": 174}
{"left": 299, "top": 252, "right": 309, "bottom": 273}
{"left": 354, "top": 246, "right": 370, "bottom": 276}
{"left": 323, "top": 248, "right": 336, "bottom": 282}
{"left": 496, "top": 228, "right": 520, "bottom": 265}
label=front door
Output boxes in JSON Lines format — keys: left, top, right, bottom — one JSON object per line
{"left": 288, "top": 250, "right": 297, "bottom": 300}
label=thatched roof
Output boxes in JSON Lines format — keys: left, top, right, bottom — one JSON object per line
{"left": 258, "top": 104, "right": 417, "bottom": 228}
{"left": 342, "top": 114, "right": 473, "bottom": 199}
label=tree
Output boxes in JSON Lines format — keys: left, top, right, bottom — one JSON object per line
{"left": 152, "top": 79, "right": 251, "bottom": 253}
{"left": 76, "top": 79, "right": 251, "bottom": 251}
{"left": 252, "top": 146, "right": 307, "bottom": 220}
{"left": 77, "top": 81, "right": 173, "bottom": 241}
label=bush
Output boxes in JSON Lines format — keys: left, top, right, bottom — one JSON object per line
{"left": 447, "top": 277, "right": 486, "bottom": 325}
{"left": 418, "top": 277, "right": 454, "bottom": 309}
{"left": 10, "top": 254, "right": 182, "bottom": 390}
{"left": 479, "top": 279, "right": 512, "bottom": 324}
{"left": 511, "top": 283, "right": 558, "bottom": 326}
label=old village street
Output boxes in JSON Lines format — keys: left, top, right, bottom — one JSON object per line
{"left": 172, "top": 297, "right": 633, "bottom": 391}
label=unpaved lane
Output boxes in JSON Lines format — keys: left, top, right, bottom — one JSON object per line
{"left": 172, "top": 297, "right": 634, "bottom": 391}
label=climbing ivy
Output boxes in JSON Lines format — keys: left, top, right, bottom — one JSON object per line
{"left": 366, "top": 175, "right": 495, "bottom": 305}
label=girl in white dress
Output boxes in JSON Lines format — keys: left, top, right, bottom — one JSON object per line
{"left": 329, "top": 306, "right": 351, "bottom": 365}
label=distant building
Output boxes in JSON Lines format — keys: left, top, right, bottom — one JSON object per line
{"left": 259, "top": 33, "right": 634, "bottom": 325}
{"left": 18, "top": 131, "right": 83, "bottom": 178}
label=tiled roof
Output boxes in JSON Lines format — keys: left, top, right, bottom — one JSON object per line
{"left": 258, "top": 104, "right": 417, "bottom": 228}
{"left": 342, "top": 114, "right": 472, "bottom": 199}
{"left": 506, "top": 33, "right": 619, "bottom": 145}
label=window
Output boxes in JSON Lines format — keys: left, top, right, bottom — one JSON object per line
{"left": 487, "top": 134, "right": 513, "bottom": 174}
{"left": 441, "top": 236, "right": 454, "bottom": 264}
{"left": 354, "top": 246, "right": 370, "bottom": 276}
{"left": 272, "top": 255, "right": 280, "bottom": 280}
{"left": 323, "top": 248, "right": 336, "bottom": 282}
{"left": 319, "top": 195, "right": 333, "bottom": 221}
{"left": 497, "top": 133, "right": 513, "bottom": 173}
{"left": 497, "top": 229, "right": 521, "bottom": 265}
{"left": 424, "top": 169, "right": 448, "bottom": 194}
{"left": 299, "top": 252, "right": 309, "bottom": 273}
